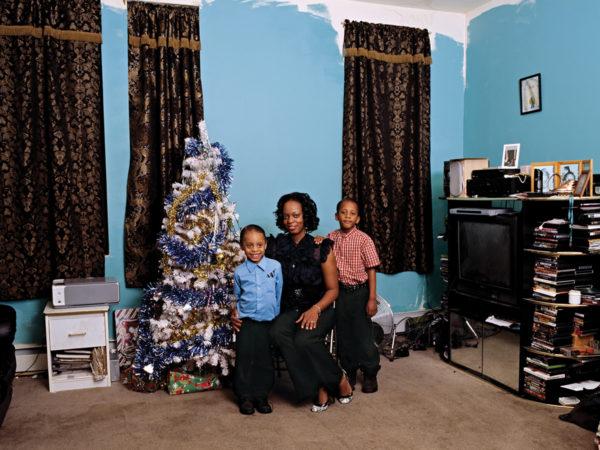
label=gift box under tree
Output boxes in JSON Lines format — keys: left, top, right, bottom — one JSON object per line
{"left": 168, "top": 370, "right": 222, "bottom": 395}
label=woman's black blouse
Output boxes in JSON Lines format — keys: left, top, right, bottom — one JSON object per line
{"left": 266, "top": 233, "right": 333, "bottom": 312}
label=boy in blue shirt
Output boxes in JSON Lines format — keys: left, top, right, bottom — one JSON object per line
{"left": 231, "top": 224, "right": 283, "bottom": 415}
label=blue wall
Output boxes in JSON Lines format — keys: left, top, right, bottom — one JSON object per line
{"left": 464, "top": 0, "right": 600, "bottom": 165}
{"left": 4, "top": 0, "right": 463, "bottom": 345}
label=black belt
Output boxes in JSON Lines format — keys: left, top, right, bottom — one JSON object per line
{"left": 339, "top": 282, "right": 368, "bottom": 292}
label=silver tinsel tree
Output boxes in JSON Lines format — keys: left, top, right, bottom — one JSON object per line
{"left": 133, "top": 122, "right": 243, "bottom": 383}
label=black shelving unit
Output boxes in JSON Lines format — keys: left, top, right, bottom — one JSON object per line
{"left": 443, "top": 196, "right": 600, "bottom": 403}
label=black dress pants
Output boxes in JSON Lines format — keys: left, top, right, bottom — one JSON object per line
{"left": 234, "top": 318, "right": 274, "bottom": 401}
{"left": 335, "top": 285, "right": 380, "bottom": 376}
{"left": 270, "top": 307, "right": 341, "bottom": 402}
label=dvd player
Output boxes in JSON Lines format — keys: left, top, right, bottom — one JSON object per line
{"left": 449, "top": 207, "right": 514, "bottom": 216}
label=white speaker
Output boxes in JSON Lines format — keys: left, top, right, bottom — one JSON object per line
{"left": 448, "top": 158, "right": 489, "bottom": 197}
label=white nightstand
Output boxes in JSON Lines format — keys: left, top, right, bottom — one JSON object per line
{"left": 44, "top": 302, "right": 111, "bottom": 392}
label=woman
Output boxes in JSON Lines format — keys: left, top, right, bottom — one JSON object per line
{"left": 267, "top": 192, "right": 353, "bottom": 412}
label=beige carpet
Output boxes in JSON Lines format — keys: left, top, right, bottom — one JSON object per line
{"left": 0, "top": 349, "right": 594, "bottom": 449}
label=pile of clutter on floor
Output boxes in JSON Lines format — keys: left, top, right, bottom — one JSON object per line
{"left": 372, "top": 306, "right": 446, "bottom": 361}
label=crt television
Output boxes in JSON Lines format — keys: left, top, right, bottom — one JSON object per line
{"left": 448, "top": 208, "right": 521, "bottom": 307}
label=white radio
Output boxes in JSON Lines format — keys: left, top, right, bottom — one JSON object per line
{"left": 52, "top": 277, "right": 120, "bottom": 308}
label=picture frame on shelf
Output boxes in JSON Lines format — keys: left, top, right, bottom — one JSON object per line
{"left": 529, "top": 159, "right": 594, "bottom": 194}
{"left": 582, "top": 160, "right": 594, "bottom": 195}
{"left": 558, "top": 161, "right": 581, "bottom": 183}
{"left": 520, "top": 73, "right": 541, "bottom": 114}
{"left": 501, "top": 143, "right": 520, "bottom": 169}
{"left": 530, "top": 162, "right": 556, "bottom": 193}
{"left": 574, "top": 171, "right": 590, "bottom": 197}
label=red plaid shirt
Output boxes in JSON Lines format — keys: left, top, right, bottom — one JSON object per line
{"left": 327, "top": 227, "right": 380, "bottom": 285}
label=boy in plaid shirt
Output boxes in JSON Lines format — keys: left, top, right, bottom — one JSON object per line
{"left": 327, "top": 198, "right": 381, "bottom": 393}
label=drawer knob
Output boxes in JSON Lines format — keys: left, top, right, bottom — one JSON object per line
{"left": 68, "top": 331, "right": 87, "bottom": 337}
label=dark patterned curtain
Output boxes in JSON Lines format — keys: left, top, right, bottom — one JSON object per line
{"left": 0, "top": 0, "right": 107, "bottom": 301}
{"left": 125, "top": 1, "right": 204, "bottom": 288}
{"left": 342, "top": 21, "right": 433, "bottom": 274}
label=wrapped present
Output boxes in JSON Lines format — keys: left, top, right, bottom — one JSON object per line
{"left": 114, "top": 308, "right": 140, "bottom": 368}
{"left": 168, "top": 371, "right": 222, "bottom": 395}
{"left": 124, "top": 367, "right": 161, "bottom": 393}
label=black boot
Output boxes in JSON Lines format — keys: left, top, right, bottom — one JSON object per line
{"left": 362, "top": 374, "right": 378, "bottom": 393}
{"left": 254, "top": 398, "right": 272, "bottom": 414}
{"left": 239, "top": 397, "right": 255, "bottom": 415}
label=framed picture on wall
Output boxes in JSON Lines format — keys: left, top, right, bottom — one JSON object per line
{"left": 520, "top": 73, "right": 542, "bottom": 114}
{"left": 501, "top": 143, "right": 520, "bottom": 168}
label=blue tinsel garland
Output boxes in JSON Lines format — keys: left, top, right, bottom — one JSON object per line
{"left": 158, "top": 229, "right": 228, "bottom": 269}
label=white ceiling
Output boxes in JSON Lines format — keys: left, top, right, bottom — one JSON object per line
{"left": 354, "top": 0, "right": 495, "bottom": 14}
{"left": 106, "top": 0, "right": 507, "bottom": 16}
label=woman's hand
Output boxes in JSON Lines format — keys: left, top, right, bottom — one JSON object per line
{"left": 296, "top": 305, "right": 320, "bottom": 330}
{"left": 230, "top": 306, "right": 242, "bottom": 332}
{"left": 313, "top": 235, "right": 326, "bottom": 245}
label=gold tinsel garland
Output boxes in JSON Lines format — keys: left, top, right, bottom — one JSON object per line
{"left": 162, "top": 176, "right": 225, "bottom": 278}
{"left": 166, "top": 311, "right": 230, "bottom": 345}
{"left": 166, "top": 176, "right": 219, "bottom": 236}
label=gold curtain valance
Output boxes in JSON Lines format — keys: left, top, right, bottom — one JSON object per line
{"left": 0, "top": 25, "right": 101, "bottom": 44}
{"left": 344, "top": 47, "right": 432, "bottom": 65}
{"left": 129, "top": 34, "right": 201, "bottom": 51}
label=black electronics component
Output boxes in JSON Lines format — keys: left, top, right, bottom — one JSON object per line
{"left": 448, "top": 209, "right": 521, "bottom": 309}
{"left": 466, "top": 168, "right": 530, "bottom": 197}
{"left": 593, "top": 174, "right": 600, "bottom": 196}
{"left": 443, "top": 161, "right": 450, "bottom": 197}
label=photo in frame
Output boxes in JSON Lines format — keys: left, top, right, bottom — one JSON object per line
{"left": 574, "top": 171, "right": 590, "bottom": 197}
{"left": 558, "top": 161, "right": 581, "bottom": 183}
{"left": 501, "top": 143, "right": 520, "bottom": 169}
{"left": 530, "top": 162, "right": 556, "bottom": 193}
{"left": 529, "top": 159, "right": 594, "bottom": 194}
{"left": 520, "top": 73, "right": 541, "bottom": 114}
{"left": 581, "top": 160, "right": 594, "bottom": 196}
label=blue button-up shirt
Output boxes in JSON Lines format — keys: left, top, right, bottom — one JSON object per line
{"left": 234, "top": 256, "right": 283, "bottom": 321}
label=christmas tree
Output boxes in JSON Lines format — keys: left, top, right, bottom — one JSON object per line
{"left": 133, "top": 122, "right": 243, "bottom": 385}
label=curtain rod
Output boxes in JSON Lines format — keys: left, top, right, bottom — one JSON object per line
{"left": 123, "top": 0, "right": 202, "bottom": 7}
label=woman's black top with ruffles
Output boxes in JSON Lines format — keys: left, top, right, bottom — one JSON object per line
{"left": 266, "top": 233, "right": 333, "bottom": 312}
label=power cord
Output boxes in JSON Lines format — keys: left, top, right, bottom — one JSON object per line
{"left": 504, "top": 173, "right": 529, "bottom": 184}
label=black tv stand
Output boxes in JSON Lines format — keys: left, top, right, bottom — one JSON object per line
{"left": 448, "top": 289, "right": 521, "bottom": 393}
{"left": 444, "top": 198, "right": 522, "bottom": 392}
{"left": 444, "top": 196, "right": 600, "bottom": 403}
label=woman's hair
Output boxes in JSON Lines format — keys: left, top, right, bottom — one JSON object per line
{"left": 240, "top": 224, "right": 266, "bottom": 243}
{"left": 275, "top": 192, "right": 320, "bottom": 232}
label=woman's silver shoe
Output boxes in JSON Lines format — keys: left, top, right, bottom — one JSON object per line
{"left": 337, "top": 370, "right": 354, "bottom": 404}
{"left": 311, "top": 399, "right": 330, "bottom": 412}
{"left": 337, "top": 392, "right": 353, "bottom": 404}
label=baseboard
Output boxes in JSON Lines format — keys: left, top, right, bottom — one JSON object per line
{"left": 15, "top": 344, "right": 47, "bottom": 373}
{"left": 372, "top": 309, "right": 429, "bottom": 334}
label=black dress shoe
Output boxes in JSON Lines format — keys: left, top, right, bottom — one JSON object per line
{"left": 254, "top": 398, "right": 272, "bottom": 414}
{"left": 239, "top": 398, "right": 255, "bottom": 415}
{"left": 362, "top": 375, "right": 378, "bottom": 393}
